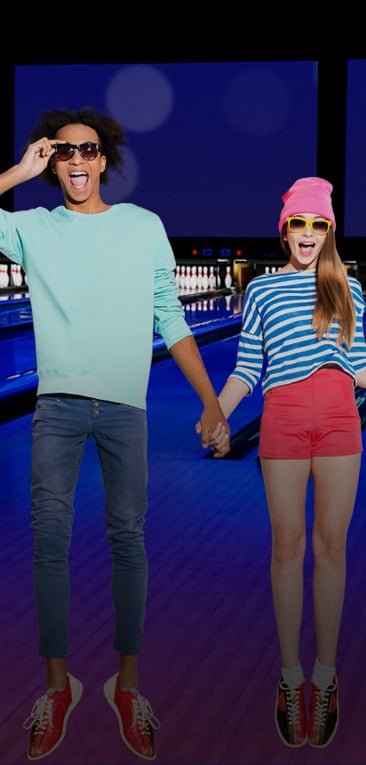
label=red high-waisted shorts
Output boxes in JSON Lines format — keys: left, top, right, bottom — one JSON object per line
{"left": 259, "top": 368, "right": 362, "bottom": 459}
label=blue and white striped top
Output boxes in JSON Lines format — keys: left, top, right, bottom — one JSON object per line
{"left": 231, "top": 270, "right": 366, "bottom": 394}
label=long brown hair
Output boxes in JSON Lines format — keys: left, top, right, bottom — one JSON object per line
{"left": 280, "top": 227, "right": 355, "bottom": 346}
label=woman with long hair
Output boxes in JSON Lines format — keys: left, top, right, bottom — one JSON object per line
{"left": 215, "top": 178, "right": 366, "bottom": 748}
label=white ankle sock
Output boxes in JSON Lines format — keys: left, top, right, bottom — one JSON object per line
{"left": 312, "top": 658, "right": 335, "bottom": 690}
{"left": 281, "top": 665, "right": 304, "bottom": 688}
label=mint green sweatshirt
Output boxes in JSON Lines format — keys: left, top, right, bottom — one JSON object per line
{"left": 0, "top": 203, "right": 191, "bottom": 408}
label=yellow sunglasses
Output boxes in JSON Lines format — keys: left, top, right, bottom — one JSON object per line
{"left": 286, "top": 216, "right": 332, "bottom": 235}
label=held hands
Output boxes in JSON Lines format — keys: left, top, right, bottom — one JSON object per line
{"left": 195, "top": 402, "right": 230, "bottom": 458}
{"left": 17, "top": 138, "right": 66, "bottom": 181}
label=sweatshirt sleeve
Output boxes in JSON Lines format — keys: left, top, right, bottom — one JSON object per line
{"left": 348, "top": 279, "right": 366, "bottom": 372}
{"left": 230, "top": 281, "right": 264, "bottom": 393}
{"left": 0, "top": 209, "right": 25, "bottom": 267}
{"left": 153, "top": 217, "right": 191, "bottom": 349}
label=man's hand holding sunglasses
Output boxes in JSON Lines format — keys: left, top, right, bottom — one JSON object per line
{"left": 15, "top": 138, "right": 103, "bottom": 187}
{"left": 17, "top": 138, "right": 67, "bottom": 182}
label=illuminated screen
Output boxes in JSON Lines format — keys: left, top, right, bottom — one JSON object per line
{"left": 345, "top": 59, "right": 366, "bottom": 236}
{"left": 14, "top": 61, "right": 318, "bottom": 237}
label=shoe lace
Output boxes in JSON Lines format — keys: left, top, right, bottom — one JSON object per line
{"left": 132, "top": 694, "right": 161, "bottom": 734}
{"left": 283, "top": 684, "right": 304, "bottom": 726}
{"left": 312, "top": 684, "right": 335, "bottom": 728}
{"left": 23, "top": 694, "right": 53, "bottom": 733}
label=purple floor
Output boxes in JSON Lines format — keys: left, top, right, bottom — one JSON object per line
{"left": 1, "top": 335, "right": 366, "bottom": 764}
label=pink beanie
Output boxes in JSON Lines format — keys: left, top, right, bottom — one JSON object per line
{"left": 278, "top": 177, "right": 336, "bottom": 232}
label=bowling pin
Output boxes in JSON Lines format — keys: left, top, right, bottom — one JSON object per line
{"left": 186, "top": 265, "right": 191, "bottom": 290}
{"left": 180, "top": 265, "right": 186, "bottom": 290}
{"left": 224, "top": 266, "right": 232, "bottom": 288}
{"left": 3, "top": 264, "right": 9, "bottom": 288}
{"left": 190, "top": 265, "right": 197, "bottom": 291}
{"left": 197, "top": 265, "right": 203, "bottom": 291}
{"left": 16, "top": 265, "right": 23, "bottom": 286}
{"left": 175, "top": 265, "right": 181, "bottom": 290}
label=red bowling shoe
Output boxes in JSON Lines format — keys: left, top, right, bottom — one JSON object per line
{"left": 275, "top": 677, "right": 307, "bottom": 747}
{"left": 308, "top": 678, "right": 339, "bottom": 747}
{"left": 23, "top": 673, "right": 83, "bottom": 760}
{"left": 104, "top": 674, "right": 160, "bottom": 760}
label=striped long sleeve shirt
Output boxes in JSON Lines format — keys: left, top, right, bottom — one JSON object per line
{"left": 231, "top": 270, "right": 366, "bottom": 394}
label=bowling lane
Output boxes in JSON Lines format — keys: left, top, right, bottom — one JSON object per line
{"left": 1, "top": 329, "right": 366, "bottom": 765}
{"left": 0, "top": 294, "right": 32, "bottom": 328}
{"left": 0, "top": 295, "right": 35, "bottom": 401}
